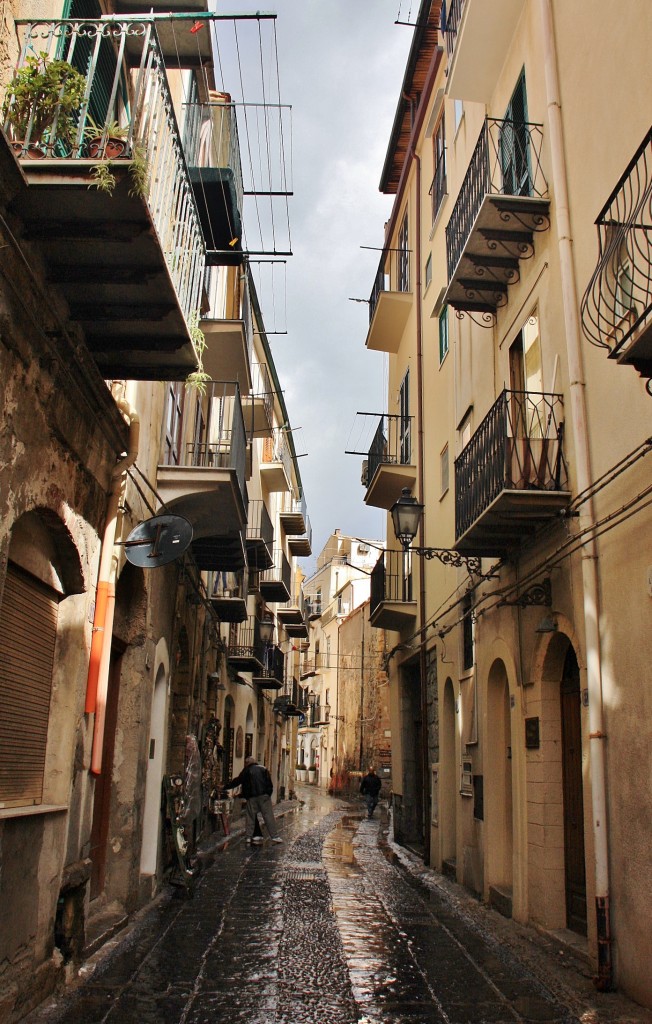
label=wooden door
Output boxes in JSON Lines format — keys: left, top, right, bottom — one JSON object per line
{"left": 560, "top": 646, "right": 587, "bottom": 935}
{"left": 89, "top": 646, "right": 123, "bottom": 900}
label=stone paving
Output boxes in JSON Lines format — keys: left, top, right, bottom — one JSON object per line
{"left": 24, "top": 787, "right": 652, "bottom": 1024}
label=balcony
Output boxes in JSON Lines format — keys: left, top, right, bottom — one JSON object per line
{"left": 304, "top": 597, "right": 322, "bottom": 620}
{"left": 157, "top": 382, "right": 247, "bottom": 570}
{"left": 252, "top": 645, "right": 285, "bottom": 691}
{"left": 225, "top": 615, "right": 266, "bottom": 674}
{"left": 300, "top": 703, "right": 329, "bottom": 729}
{"left": 113, "top": 6, "right": 212, "bottom": 67}
{"left": 201, "top": 319, "right": 251, "bottom": 394}
{"left": 259, "top": 548, "right": 291, "bottom": 604}
{"left": 277, "top": 598, "right": 308, "bottom": 639}
{"left": 243, "top": 362, "right": 274, "bottom": 439}
{"left": 363, "top": 414, "right": 416, "bottom": 510}
{"left": 365, "top": 249, "right": 412, "bottom": 354}
{"left": 369, "top": 550, "right": 417, "bottom": 632}
{"left": 581, "top": 127, "right": 652, "bottom": 382}
{"left": 455, "top": 390, "right": 570, "bottom": 556}
{"left": 183, "top": 99, "right": 244, "bottom": 265}
{"left": 209, "top": 568, "right": 247, "bottom": 623}
{"left": 280, "top": 493, "right": 313, "bottom": 556}
{"left": 245, "top": 499, "right": 274, "bottom": 570}
{"left": 5, "top": 19, "right": 206, "bottom": 380}
{"left": 444, "top": 0, "right": 524, "bottom": 104}
{"left": 260, "top": 429, "right": 292, "bottom": 492}
{"left": 444, "top": 118, "right": 549, "bottom": 314}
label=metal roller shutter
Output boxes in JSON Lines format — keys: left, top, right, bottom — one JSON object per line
{"left": 0, "top": 564, "right": 59, "bottom": 807}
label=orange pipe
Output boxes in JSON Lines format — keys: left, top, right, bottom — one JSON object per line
{"left": 85, "top": 580, "right": 110, "bottom": 713}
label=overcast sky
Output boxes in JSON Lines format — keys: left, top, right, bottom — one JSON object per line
{"left": 209, "top": 1, "right": 415, "bottom": 573}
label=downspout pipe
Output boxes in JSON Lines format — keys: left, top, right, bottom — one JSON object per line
{"left": 86, "top": 398, "right": 140, "bottom": 775}
{"left": 539, "top": 0, "right": 612, "bottom": 989}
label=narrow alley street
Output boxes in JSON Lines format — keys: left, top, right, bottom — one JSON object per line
{"left": 23, "top": 789, "right": 651, "bottom": 1024}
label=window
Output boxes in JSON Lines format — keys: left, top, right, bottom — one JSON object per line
{"left": 454, "top": 98, "right": 463, "bottom": 132}
{"left": 501, "top": 70, "right": 531, "bottom": 196}
{"left": 425, "top": 253, "right": 432, "bottom": 290}
{"left": 440, "top": 443, "right": 449, "bottom": 497}
{"left": 164, "top": 382, "right": 185, "bottom": 465}
{"left": 459, "top": 409, "right": 472, "bottom": 452}
{"left": 399, "top": 370, "right": 411, "bottom": 464}
{"left": 462, "top": 593, "right": 474, "bottom": 671}
{"left": 398, "top": 211, "right": 410, "bottom": 292}
{"left": 432, "top": 115, "right": 447, "bottom": 221}
{"left": 439, "top": 305, "right": 449, "bottom": 363}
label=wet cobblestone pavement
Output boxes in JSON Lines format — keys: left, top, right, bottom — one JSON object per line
{"left": 25, "top": 789, "right": 652, "bottom": 1024}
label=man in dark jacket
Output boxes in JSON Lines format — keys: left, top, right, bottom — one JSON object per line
{"left": 360, "top": 766, "right": 382, "bottom": 819}
{"left": 224, "top": 756, "right": 283, "bottom": 845}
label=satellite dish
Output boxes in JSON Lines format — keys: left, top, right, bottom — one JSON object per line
{"left": 123, "top": 514, "right": 193, "bottom": 568}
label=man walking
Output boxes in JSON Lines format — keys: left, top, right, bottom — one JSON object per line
{"left": 360, "top": 765, "right": 382, "bottom": 819}
{"left": 223, "top": 756, "right": 283, "bottom": 845}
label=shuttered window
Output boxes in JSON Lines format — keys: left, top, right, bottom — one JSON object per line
{"left": 0, "top": 564, "right": 58, "bottom": 807}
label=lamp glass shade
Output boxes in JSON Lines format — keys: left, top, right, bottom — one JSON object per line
{"left": 391, "top": 488, "right": 424, "bottom": 548}
{"left": 259, "top": 617, "right": 274, "bottom": 643}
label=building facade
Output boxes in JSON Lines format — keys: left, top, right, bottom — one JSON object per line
{"left": 0, "top": 2, "right": 309, "bottom": 1018}
{"left": 360, "top": 0, "right": 652, "bottom": 1006}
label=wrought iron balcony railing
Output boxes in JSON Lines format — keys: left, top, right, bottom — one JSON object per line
{"left": 454, "top": 389, "right": 567, "bottom": 543}
{"left": 183, "top": 99, "right": 244, "bottom": 218}
{"left": 446, "top": 117, "right": 548, "bottom": 281}
{"left": 367, "top": 414, "right": 413, "bottom": 484}
{"left": 442, "top": 0, "right": 463, "bottom": 59}
{"left": 262, "top": 428, "right": 293, "bottom": 480}
{"left": 581, "top": 127, "right": 652, "bottom": 377}
{"left": 181, "top": 381, "right": 247, "bottom": 500}
{"left": 370, "top": 550, "right": 414, "bottom": 614}
{"left": 6, "top": 18, "right": 205, "bottom": 329}
{"left": 369, "top": 245, "right": 411, "bottom": 324}
{"left": 246, "top": 498, "right": 274, "bottom": 549}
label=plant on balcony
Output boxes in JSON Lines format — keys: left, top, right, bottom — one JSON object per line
{"left": 128, "top": 144, "right": 149, "bottom": 198}
{"left": 88, "top": 159, "right": 116, "bottom": 194}
{"left": 2, "top": 52, "right": 86, "bottom": 156}
{"left": 84, "top": 116, "right": 129, "bottom": 160}
{"left": 185, "top": 311, "right": 211, "bottom": 394}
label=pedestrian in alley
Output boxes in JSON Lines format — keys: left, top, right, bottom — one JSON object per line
{"left": 360, "top": 765, "right": 382, "bottom": 819}
{"left": 223, "top": 756, "right": 283, "bottom": 845}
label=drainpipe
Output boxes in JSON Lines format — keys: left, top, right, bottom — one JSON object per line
{"left": 539, "top": 0, "right": 612, "bottom": 989}
{"left": 86, "top": 398, "right": 140, "bottom": 775}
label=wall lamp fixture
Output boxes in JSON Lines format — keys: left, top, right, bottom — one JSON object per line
{"left": 390, "top": 488, "right": 484, "bottom": 576}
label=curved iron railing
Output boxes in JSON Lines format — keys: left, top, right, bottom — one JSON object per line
{"left": 445, "top": 117, "right": 548, "bottom": 279}
{"left": 370, "top": 550, "right": 413, "bottom": 614}
{"left": 581, "top": 127, "right": 652, "bottom": 357}
{"left": 454, "top": 390, "right": 566, "bottom": 541}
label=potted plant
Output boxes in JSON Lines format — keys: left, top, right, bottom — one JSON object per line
{"left": 308, "top": 763, "right": 317, "bottom": 784}
{"left": 296, "top": 762, "right": 306, "bottom": 783}
{"left": 84, "top": 116, "right": 129, "bottom": 160}
{"left": 2, "top": 51, "right": 86, "bottom": 157}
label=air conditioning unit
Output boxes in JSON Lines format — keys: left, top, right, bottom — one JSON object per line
{"left": 361, "top": 460, "right": 369, "bottom": 486}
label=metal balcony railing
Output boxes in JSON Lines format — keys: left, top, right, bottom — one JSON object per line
{"left": 183, "top": 381, "right": 247, "bottom": 500}
{"left": 250, "top": 362, "right": 274, "bottom": 425}
{"left": 182, "top": 99, "right": 244, "bottom": 221}
{"left": 6, "top": 19, "right": 205, "bottom": 327}
{"left": 258, "top": 644, "right": 285, "bottom": 686}
{"left": 581, "top": 127, "right": 652, "bottom": 360}
{"left": 454, "top": 390, "right": 566, "bottom": 540}
{"left": 370, "top": 550, "right": 414, "bottom": 613}
{"left": 226, "top": 615, "right": 266, "bottom": 664}
{"left": 369, "top": 245, "right": 411, "bottom": 323}
{"left": 246, "top": 498, "right": 274, "bottom": 548}
{"left": 446, "top": 117, "right": 548, "bottom": 280}
{"left": 262, "top": 429, "right": 293, "bottom": 480}
{"left": 260, "top": 548, "right": 291, "bottom": 593}
{"left": 367, "top": 414, "right": 413, "bottom": 484}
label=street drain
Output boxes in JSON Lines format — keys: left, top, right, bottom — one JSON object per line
{"left": 283, "top": 861, "right": 326, "bottom": 882}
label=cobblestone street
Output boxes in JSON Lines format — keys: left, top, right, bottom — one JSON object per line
{"left": 25, "top": 789, "right": 652, "bottom": 1024}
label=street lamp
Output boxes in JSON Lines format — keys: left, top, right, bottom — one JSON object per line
{"left": 258, "top": 615, "right": 274, "bottom": 645}
{"left": 390, "top": 488, "right": 483, "bottom": 576}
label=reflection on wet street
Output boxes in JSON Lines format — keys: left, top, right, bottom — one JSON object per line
{"left": 26, "top": 788, "right": 582, "bottom": 1024}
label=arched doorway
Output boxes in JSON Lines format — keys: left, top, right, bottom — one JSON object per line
{"left": 140, "top": 664, "right": 168, "bottom": 877}
{"left": 441, "top": 678, "right": 457, "bottom": 871}
{"left": 486, "top": 659, "right": 513, "bottom": 911}
{"left": 560, "top": 645, "right": 587, "bottom": 935}
{"left": 222, "top": 696, "right": 235, "bottom": 782}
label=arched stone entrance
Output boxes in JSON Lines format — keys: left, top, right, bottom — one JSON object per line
{"left": 441, "top": 677, "right": 457, "bottom": 873}
{"left": 486, "top": 658, "right": 514, "bottom": 914}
